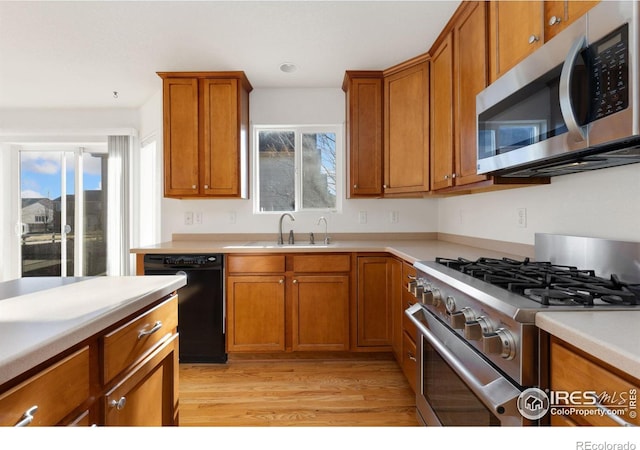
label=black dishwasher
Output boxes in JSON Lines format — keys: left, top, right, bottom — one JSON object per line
{"left": 143, "top": 254, "right": 226, "bottom": 363}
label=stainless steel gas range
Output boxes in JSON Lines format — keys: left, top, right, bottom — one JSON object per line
{"left": 405, "top": 233, "right": 640, "bottom": 426}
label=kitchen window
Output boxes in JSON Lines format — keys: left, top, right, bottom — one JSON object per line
{"left": 253, "top": 125, "right": 342, "bottom": 213}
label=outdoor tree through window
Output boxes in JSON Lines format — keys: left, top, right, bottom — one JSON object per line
{"left": 256, "top": 126, "right": 339, "bottom": 213}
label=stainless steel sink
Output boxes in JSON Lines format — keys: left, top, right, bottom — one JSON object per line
{"left": 241, "top": 241, "right": 332, "bottom": 249}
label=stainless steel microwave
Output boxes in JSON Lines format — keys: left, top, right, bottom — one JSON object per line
{"left": 476, "top": 1, "right": 640, "bottom": 177}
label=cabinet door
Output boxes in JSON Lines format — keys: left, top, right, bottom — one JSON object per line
{"left": 489, "top": 1, "right": 543, "bottom": 82}
{"left": 345, "top": 75, "right": 383, "bottom": 197}
{"left": 226, "top": 275, "right": 286, "bottom": 352}
{"left": 454, "top": 1, "right": 490, "bottom": 186}
{"left": 201, "top": 78, "right": 240, "bottom": 197}
{"left": 162, "top": 77, "right": 200, "bottom": 197}
{"left": 384, "top": 61, "right": 430, "bottom": 195}
{"left": 292, "top": 275, "right": 350, "bottom": 351}
{"left": 545, "top": 1, "right": 598, "bottom": 42}
{"left": 104, "top": 334, "right": 178, "bottom": 426}
{"left": 430, "top": 32, "right": 455, "bottom": 191}
{"left": 356, "top": 257, "right": 393, "bottom": 348}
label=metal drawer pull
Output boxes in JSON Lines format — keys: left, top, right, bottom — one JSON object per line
{"left": 407, "top": 352, "right": 416, "bottom": 362}
{"left": 138, "top": 321, "right": 163, "bottom": 339}
{"left": 584, "top": 393, "right": 636, "bottom": 427}
{"left": 110, "top": 396, "right": 127, "bottom": 411}
{"left": 14, "top": 405, "right": 38, "bottom": 427}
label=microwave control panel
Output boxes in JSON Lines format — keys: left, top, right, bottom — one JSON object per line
{"left": 588, "top": 23, "right": 629, "bottom": 122}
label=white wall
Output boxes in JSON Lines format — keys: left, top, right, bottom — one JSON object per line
{"left": 438, "top": 163, "right": 640, "bottom": 245}
{"left": 154, "top": 88, "right": 439, "bottom": 242}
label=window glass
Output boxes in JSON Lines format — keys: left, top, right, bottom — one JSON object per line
{"left": 301, "top": 132, "right": 336, "bottom": 209}
{"left": 255, "top": 126, "right": 340, "bottom": 213}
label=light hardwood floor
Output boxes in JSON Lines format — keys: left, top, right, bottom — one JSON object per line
{"left": 179, "top": 353, "right": 419, "bottom": 426}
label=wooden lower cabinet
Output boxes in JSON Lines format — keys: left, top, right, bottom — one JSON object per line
{"left": 0, "top": 293, "right": 179, "bottom": 427}
{"left": 104, "top": 334, "right": 179, "bottom": 426}
{"left": 292, "top": 275, "right": 350, "bottom": 351}
{"left": 356, "top": 256, "right": 395, "bottom": 349}
{"left": 226, "top": 254, "right": 351, "bottom": 353}
{"left": 549, "top": 336, "right": 640, "bottom": 427}
{"left": 401, "top": 332, "right": 418, "bottom": 393}
{"left": 226, "top": 275, "right": 286, "bottom": 352}
{"left": 0, "top": 347, "right": 90, "bottom": 426}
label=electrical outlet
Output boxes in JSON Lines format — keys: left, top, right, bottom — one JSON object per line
{"left": 517, "top": 208, "right": 527, "bottom": 228}
{"left": 390, "top": 211, "right": 399, "bottom": 223}
{"left": 358, "top": 211, "right": 367, "bottom": 224}
{"left": 184, "top": 211, "right": 193, "bottom": 226}
{"left": 194, "top": 211, "right": 202, "bottom": 225}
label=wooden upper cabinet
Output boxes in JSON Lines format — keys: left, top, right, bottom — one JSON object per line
{"left": 489, "top": 1, "right": 544, "bottom": 83}
{"left": 162, "top": 77, "right": 199, "bottom": 197}
{"left": 490, "top": 1, "right": 598, "bottom": 82}
{"left": 544, "top": 1, "right": 599, "bottom": 41}
{"left": 454, "top": 1, "right": 490, "bottom": 186}
{"left": 158, "top": 71, "right": 252, "bottom": 199}
{"left": 430, "top": 32, "right": 455, "bottom": 191}
{"left": 342, "top": 72, "right": 384, "bottom": 198}
{"left": 383, "top": 56, "right": 430, "bottom": 195}
{"left": 430, "top": 1, "right": 489, "bottom": 192}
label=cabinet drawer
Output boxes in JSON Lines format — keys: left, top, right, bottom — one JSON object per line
{"left": 401, "top": 331, "right": 417, "bottom": 393}
{"left": 550, "top": 338, "right": 640, "bottom": 426}
{"left": 292, "top": 254, "right": 350, "bottom": 273}
{"left": 227, "top": 255, "right": 286, "bottom": 274}
{"left": 102, "top": 295, "right": 178, "bottom": 384}
{"left": 0, "top": 346, "right": 90, "bottom": 426}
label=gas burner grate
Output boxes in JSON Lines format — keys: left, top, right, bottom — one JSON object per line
{"left": 436, "top": 256, "right": 640, "bottom": 307}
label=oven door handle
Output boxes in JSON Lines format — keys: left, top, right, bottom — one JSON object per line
{"left": 407, "top": 305, "right": 522, "bottom": 417}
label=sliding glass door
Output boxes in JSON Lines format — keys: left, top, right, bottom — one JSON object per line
{"left": 19, "top": 147, "right": 107, "bottom": 277}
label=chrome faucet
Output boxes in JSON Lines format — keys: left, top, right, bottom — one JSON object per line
{"left": 278, "top": 213, "right": 295, "bottom": 245}
{"left": 317, "top": 216, "right": 330, "bottom": 245}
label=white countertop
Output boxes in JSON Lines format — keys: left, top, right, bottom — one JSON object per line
{"left": 0, "top": 275, "right": 186, "bottom": 387}
{"left": 131, "top": 237, "right": 528, "bottom": 264}
{"left": 536, "top": 311, "right": 640, "bottom": 379}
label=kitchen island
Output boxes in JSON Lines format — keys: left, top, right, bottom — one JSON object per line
{"left": 0, "top": 275, "right": 185, "bottom": 426}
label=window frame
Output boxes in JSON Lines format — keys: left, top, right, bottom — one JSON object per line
{"left": 252, "top": 124, "right": 343, "bottom": 214}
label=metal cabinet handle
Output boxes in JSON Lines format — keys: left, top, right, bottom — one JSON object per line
{"left": 407, "top": 352, "right": 417, "bottom": 362}
{"left": 584, "top": 393, "right": 636, "bottom": 427}
{"left": 528, "top": 34, "right": 540, "bottom": 44}
{"left": 138, "top": 321, "right": 162, "bottom": 339}
{"left": 14, "top": 406, "right": 38, "bottom": 427}
{"left": 279, "top": 279, "right": 284, "bottom": 284}
{"left": 110, "top": 396, "right": 127, "bottom": 411}
{"left": 353, "top": 184, "right": 358, "bottom": 189}
{"left": 383, "top": 184, "right": 387, "bottom": 189}
{"left": 191, "top": 185, "right": 196, "bottom": 189}
{"left": 549, "top": 15, "right": 561, "bottom": 26}
{"left": 293, "top": 279, "right": 298, "bottom": 284}
{"left": 204, "top": 184, "right": 209, "bottom": 189}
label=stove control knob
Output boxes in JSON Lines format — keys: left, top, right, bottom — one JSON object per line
{"left": 449, "top": 307, "right": 475, "bottom": 329}
{"left": 428, "top": 288, "right": 442, "bottom": 307}
{"left": 482, "top": 328, "right": 516, "bottom": 360}
{"left": 445, "top": 295, "right": 456, "bottom": 313}
{"left": 464, "top": 316, "right": 494, "bottom": 341}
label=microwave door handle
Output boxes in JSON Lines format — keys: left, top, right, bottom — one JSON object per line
{"left": 559, "top": 35, "right": 588, "bottom": 143}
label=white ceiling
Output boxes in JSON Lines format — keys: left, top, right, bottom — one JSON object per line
{"left": 0, "top": 0, "right": 461, "bottom": 110}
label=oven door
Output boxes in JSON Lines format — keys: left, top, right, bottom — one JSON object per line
{"left": 406, "top": 304, "right": 525, "bottom": 426}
